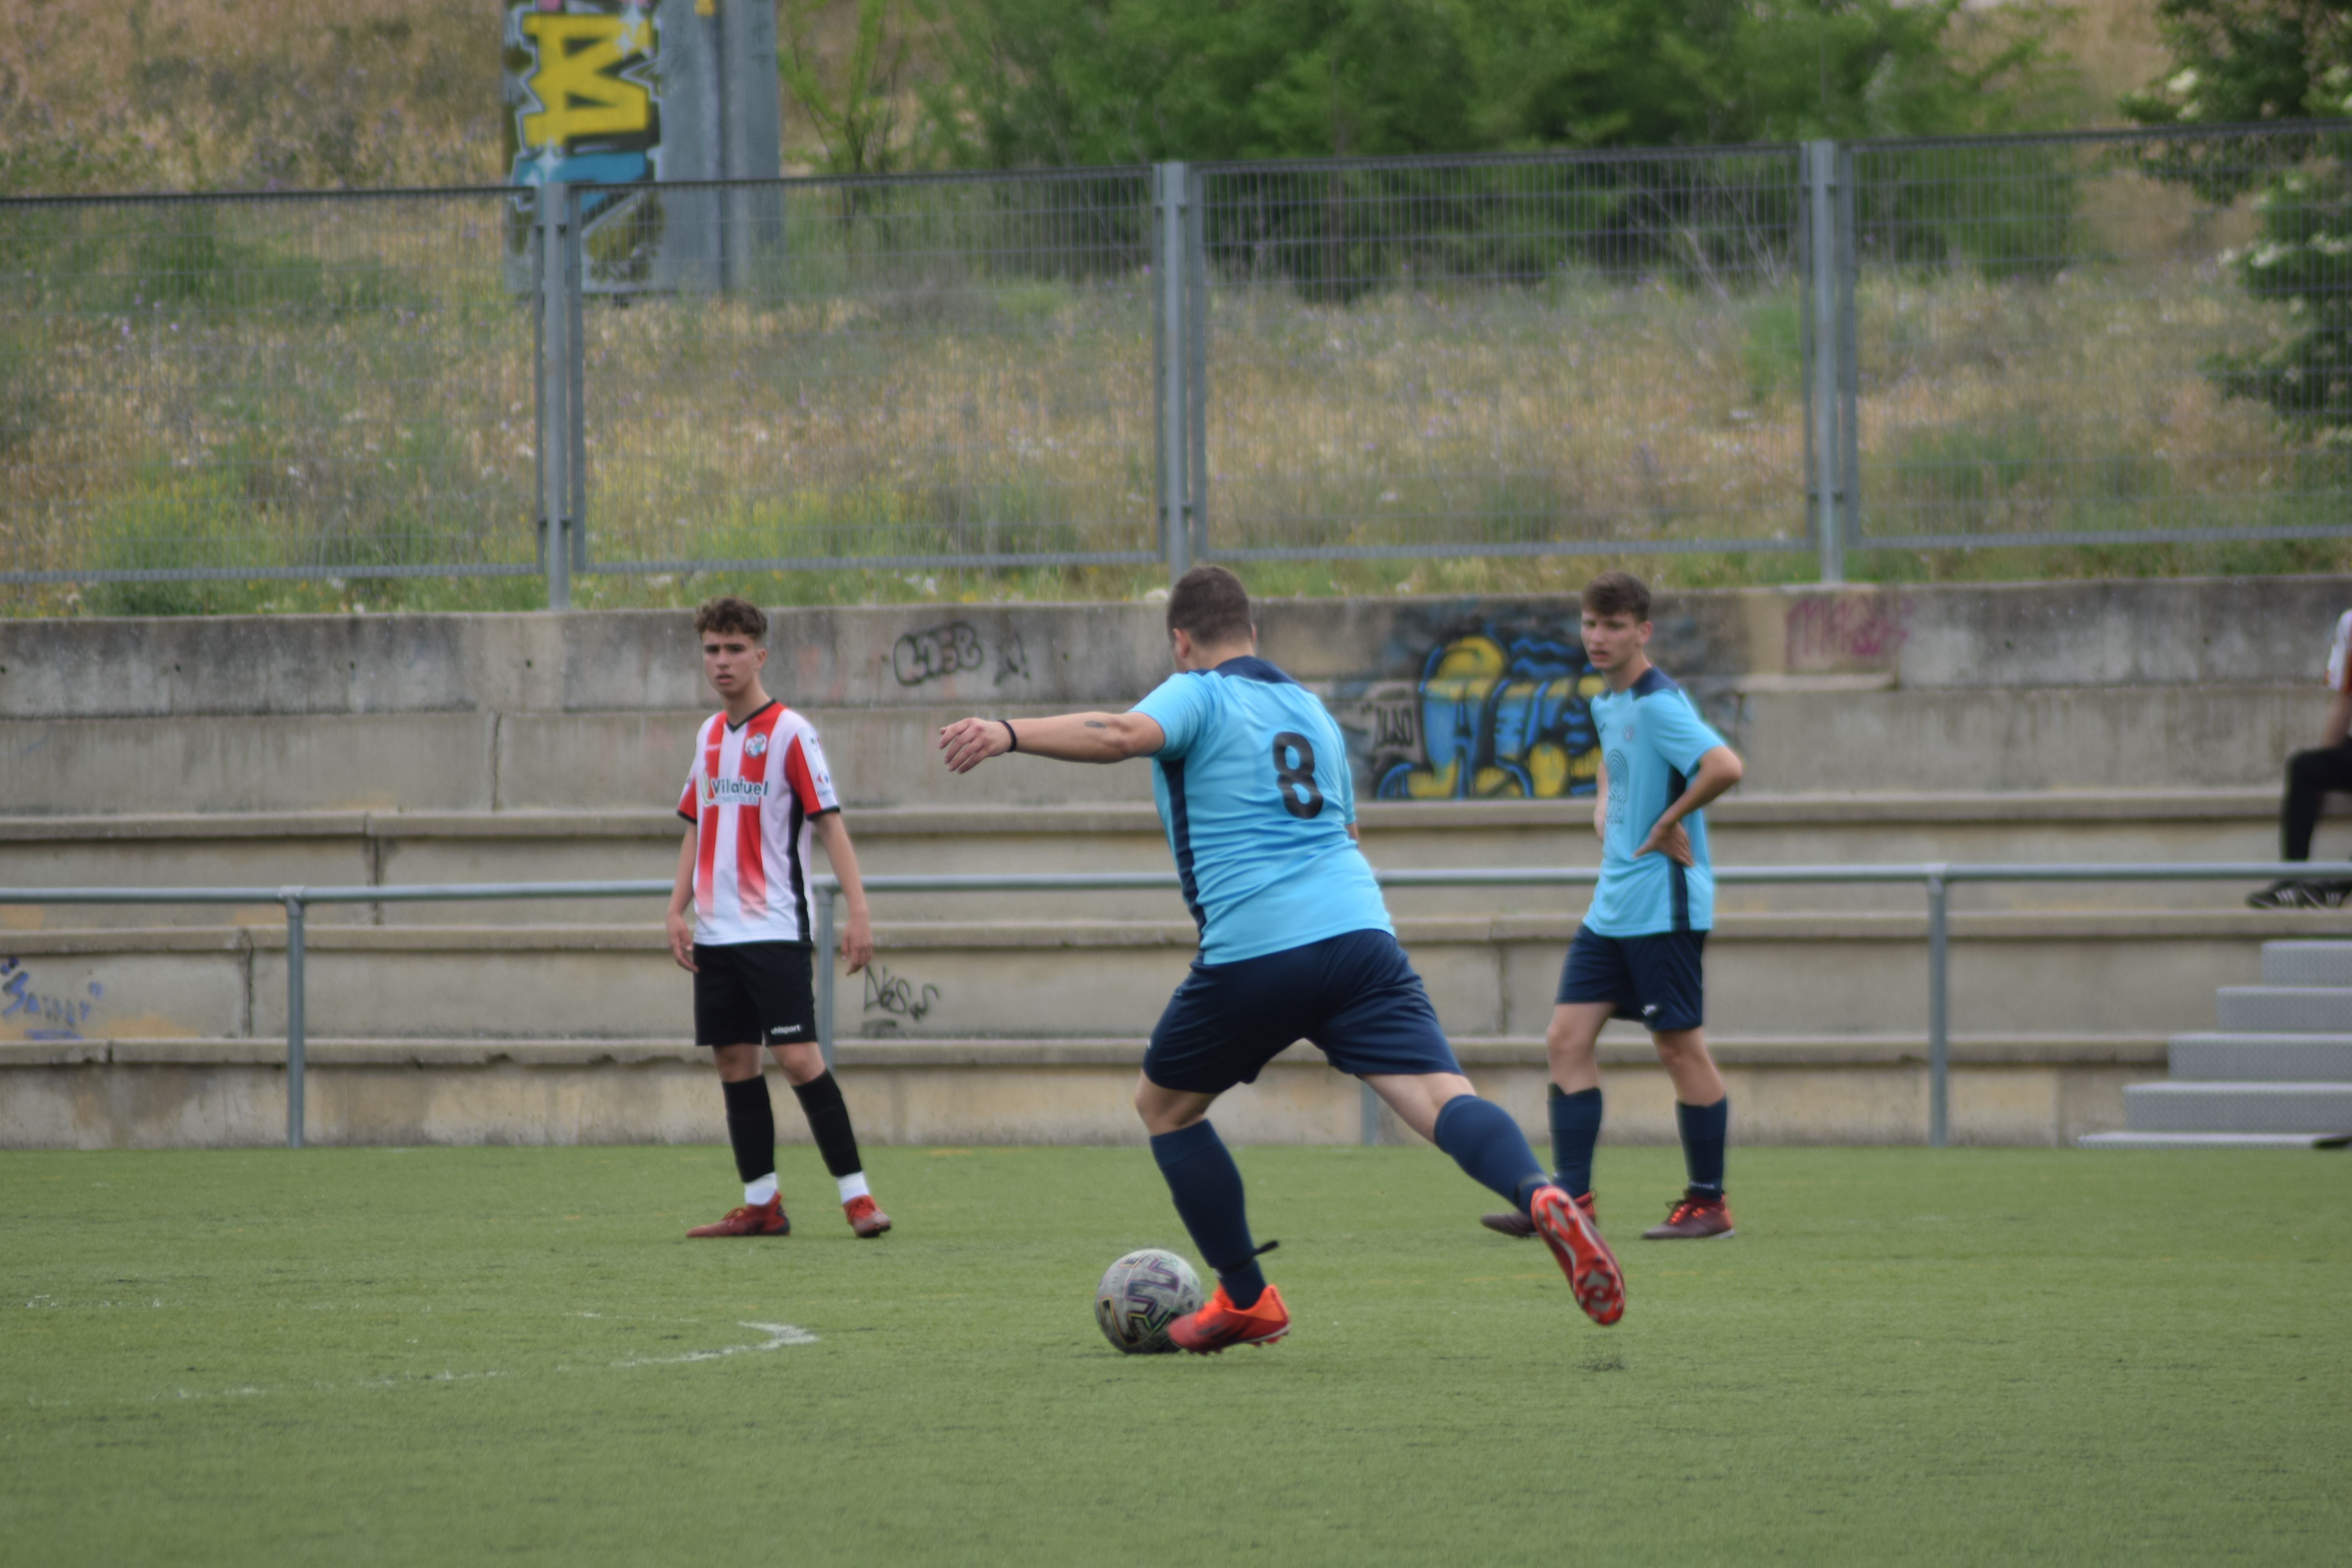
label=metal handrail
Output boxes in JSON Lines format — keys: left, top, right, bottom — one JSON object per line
{"left": 7, "top": 858, "right": 2349, "bottom": 1150}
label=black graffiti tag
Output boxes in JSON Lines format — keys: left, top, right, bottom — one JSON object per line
{"left": 893, "top": 623, "right": 987, "bottom": 686}
{"left": 862, "top": 963, "right": 940, "bottom": 1023}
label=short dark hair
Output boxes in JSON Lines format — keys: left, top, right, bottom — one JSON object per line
{"left": 1166, "top": 564, "right": 1252, "bottom": 647}
{"left": 1581, "top": 570, "right": 1651, "bottom": 623}
{"left": 693, "top": 595, "right": 768, "bottom": 641}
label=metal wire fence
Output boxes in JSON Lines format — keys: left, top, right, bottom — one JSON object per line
{"left": 2, "top": 122, "right": 2347, "bottom": 601}
{"left": 1849, "top": 125, "right": 2352, "bottom": 551}
{"left": 0, "top": 188, "right": 539, "bottom": 599}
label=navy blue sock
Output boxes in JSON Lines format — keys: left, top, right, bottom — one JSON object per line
{"left": 1548, "top": 1085, "right": 1604, "bottom": 1197}
{"left": 1432, "top": 1095, "right": 1550, "bottom": 1215}
{"left": 1149, "top": 1121, "right": 1265, "bottom": 1309}
{"left": 1677, "top": 1096, "right": 1729, "bottom": 1194}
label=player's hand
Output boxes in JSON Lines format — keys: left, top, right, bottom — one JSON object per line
{"left": 839, "top": 910, "right": 874, "bottom": 975}
{"left": 664, "top": 909, "right": 698, "bottom": 973}
{"left": 1635, "top": 819, "right": 1694, "bottom": 866}
{"left": 938, "top": 717, "right": 1011, "bottom": 773}
{"left": 1593, "top": 801, "right": 1607, "bottom": 840}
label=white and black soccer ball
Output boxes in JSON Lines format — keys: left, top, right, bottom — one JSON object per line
{"left": 1094, "top": 1247, "right": 1204, "bottom": 1354}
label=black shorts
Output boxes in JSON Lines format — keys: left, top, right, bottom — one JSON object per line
{"left": 1556, "top": 926, "right": 1707, "bottom": 1033}
{"left": 1144, "top": 928, "right": 1463, "bottom": 1096}
{"left": 693, "top": 942, "right": 817, "bottom": 1049}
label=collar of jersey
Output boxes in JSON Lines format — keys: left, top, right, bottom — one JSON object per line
{"left": 1622, "top": 666, "right": 1676, "bottom": 699}
{"left": 724, "top": 698, "right": 780, "bottom": 731}
{"left": 1202, "top": 655, "right": 1299, "bottom": 686}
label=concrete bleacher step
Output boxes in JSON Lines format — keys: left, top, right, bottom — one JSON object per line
{"left": 2079, "top": 1131, "right": 2352, "bottom": 1148}
{"left": 2262, "top": 942, "right": 2352, "bottom": 987}
{"left": 0, "top": 788, "right": 2329, "bottom": 931}
{"left": 2214, "top": 986, "right": 2352, "bottom": 1034}
{"left": 2168, "top": 1034, "right": 2352, "bottom": 1081}
{"left": 0, "top": 912, "right": 2333, "bottom": 1042}
{"left": 2118, "top": 1081, "right": 2352, "bottom": 1134}
{"left": 2085, "top": 940, "right": 2352, "bottom": 1150}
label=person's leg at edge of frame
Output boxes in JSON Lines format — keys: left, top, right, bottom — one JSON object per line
{"left": 2256, "top": 744, "right": 2352, "bottom": 907}
{"left": 1370, "top": 1072, "right": 1624, "bottom": 1327}
{"left": 1648, "top": 1027, "right": 1735, "bottom": 1241}
{"left": 687, "top": 1044, "right": 791, "bottom": 1237}
{"left": 1135, "top": 1076, "right": 1290, "bottom": 1353}
{"left": 772, "top": 1041, "right": 892, "bottom": 1238}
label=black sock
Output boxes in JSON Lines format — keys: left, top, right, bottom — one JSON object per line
{"left": 1548, "top": 1085, "right": 1604, "bottom": 1198}
{"left": 790, "top": 1071, "right": 864, "bottom": 1180}
{"left": 720, "top": 1075, "right": 777, "bottom": 1187}
{"left": 1430, "top": 1095, "right": 1548, "bottom": 1212}
{"left": 1677, "top": 1096, "right": 1729, "bottom": 1194}
{"left": 1149, "top": 1121, "right": 1265, "bottom": 1309}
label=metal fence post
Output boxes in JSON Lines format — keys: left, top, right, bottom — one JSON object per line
{"left": 537, "top": 183, "right": 574, "bottom": 610}
{"left": 816, "top": 885, "right": 837, "bottom": 1073}
{"left": 1183, "top": 163, "right": 1208, "bottom": 565}
{"left": 283, "top": 892, "right": 307, "bottom": 1150}
{"left": 1804, "top": 141, "right": 1845, "bottom": 585}
{"left": 1834, "top": 142, "right": 1860, "bottom": 555}
{"left": 1154, "top": 161, "right": 1192, "bottom": 583}
{"left": 1926, "top": 868, "right": 1949, "bottom": 1148}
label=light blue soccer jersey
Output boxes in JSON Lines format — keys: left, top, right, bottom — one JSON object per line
{"left": 1584, "top": 667, "right": 1729, "bottom": 936}
{"left": 1131, "top": 657, "right": 1393, "bottom": 964}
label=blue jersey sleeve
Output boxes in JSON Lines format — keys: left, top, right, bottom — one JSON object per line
{"left": 1648, "top": 692, "right": 1728, "bottom": 775}
{"left": 1326, "top": 706, "right": 1357, "bottom": 824}
{"left": 1133, "top": 673, "right": 1213, "bottom": 758}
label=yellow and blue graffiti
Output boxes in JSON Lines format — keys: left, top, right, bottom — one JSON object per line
{"left": 506, "top": 1, "right": 662, "bottom": 203}
{"left": 1376, "top": 631, "right": 1605, "bottom": 799}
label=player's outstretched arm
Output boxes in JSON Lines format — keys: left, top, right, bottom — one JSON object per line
{"left": 937, "top": 712, "right": 1167, "bottom": 772}
{"left": 810, "top": 813, "right": 873, "bottom": 974}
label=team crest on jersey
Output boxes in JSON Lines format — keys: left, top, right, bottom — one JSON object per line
{"left": 745, "top": 733, "right": 769, "bottom": 757}
{"left": 1623, "top": 725, "right": 1634, "bottom": 740}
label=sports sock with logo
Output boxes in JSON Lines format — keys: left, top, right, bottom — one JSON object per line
{"left": 1548, "top": 1084, "right": 1604, "bottom": 1198}
{"left": 791, "top": 1071, "right": 864, "bottom": 1180}
{"left": 1677, "top": 1096, "right": 1729, "bottom": 1195}
{"left": 1149, "top": 1121, "right": 1266, "bottom": 1310}
{"left": 1431, "top": 1094, "right": 1551, "bottom": 1214}
{"left": 720, "top": 1074, "right": 777, "bottom": 1188}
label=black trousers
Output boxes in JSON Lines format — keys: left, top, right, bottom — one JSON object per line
{"left": 2283, "top": 742, "right": 2352, "bottom": 861}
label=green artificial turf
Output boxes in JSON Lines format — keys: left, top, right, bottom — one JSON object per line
{"left": 2, "top": 1144, "right": 2345, "bottom": 1565}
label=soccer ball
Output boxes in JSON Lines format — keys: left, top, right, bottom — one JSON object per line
{"left": 1094, "top": 1247, "right": 1204, "bottom": 1354}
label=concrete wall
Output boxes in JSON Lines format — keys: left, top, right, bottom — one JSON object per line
{"left": 5, "top": 576, "right": 2344, "bottom": 812}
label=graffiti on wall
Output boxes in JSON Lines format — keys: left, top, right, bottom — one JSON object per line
{"left": 1785, "top": 593, "right": 1908, "bottom": 673}
{"left": 892, "top": 623, "right": 1032, "bottom": 689}
{"left": 1362, "top": 629, "right": 1605, "bottom": 799}
{"left": 0, "top": 957, "right": 103, "bottom": 1042}
{"left": 504, "top": 0, "right": 665, "bottom": 278}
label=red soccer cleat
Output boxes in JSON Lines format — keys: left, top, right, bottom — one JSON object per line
{"left": 1481, "top": 1190, "right": 1595, "bottom": 1239}
{"left": 1642, "top": 1191, "right": 1736, "bottom": 1240}
{"left": 844, "top": 1194, "right": 892, "bottom": 1238}
{"left": 686, "top": 1196, "right": 790, "bottom": 1238}
{"left": 1531, "top": 1184, "right": 1625, "bottom": 1326}
{"left": 1167, "top": 1283, "right": 1291, "bottom": 1354}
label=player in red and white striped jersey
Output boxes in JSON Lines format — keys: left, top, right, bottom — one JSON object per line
{"left": 664, "top": 596, "right": 891, "bottom": 1239}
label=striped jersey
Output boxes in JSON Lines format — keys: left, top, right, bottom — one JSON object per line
{"left": 675, "top": 701, "right": 840, "bottom": 946}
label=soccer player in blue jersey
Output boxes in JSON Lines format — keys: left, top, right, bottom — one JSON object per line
{"left": 1480, "top": 570, "right": 1746, "bottom": 1243}
{"left": 939, "top": 566, "right": 1625, "bottom": 1350}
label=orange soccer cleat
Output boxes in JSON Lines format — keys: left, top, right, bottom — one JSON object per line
{"left": 844, "top": 1194, "right": 892, "bottom": 1238}
{"left": 686, "top": 1196, "right": 791, "bottom": 1238}
{"left": 1480, "top": 1189, "right": 1596, "bottom": 1239}
{"left": 1167, "top": 1283, "right": 1291, "bottom": 1354}
{"left": 1531, "top": 1184, "right": 1625, "bottom": 1326}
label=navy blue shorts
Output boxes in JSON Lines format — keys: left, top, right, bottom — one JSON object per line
{"left": 1556, "top": 926, "right": 1707, "bottom": 1033}
{"left": 1145, "top": 929, "right": 1463, "bottom": 1095}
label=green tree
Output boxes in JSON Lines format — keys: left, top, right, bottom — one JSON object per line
{"left": 919, "top": 0, "right": 2069, "bottom": 167}
{"left": 2127, "top": 2, "right": 2352, "bottom": 430}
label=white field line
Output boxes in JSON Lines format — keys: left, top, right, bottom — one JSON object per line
{"left": 609, "top": 1322, "right": 819, "bottom": 1368}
